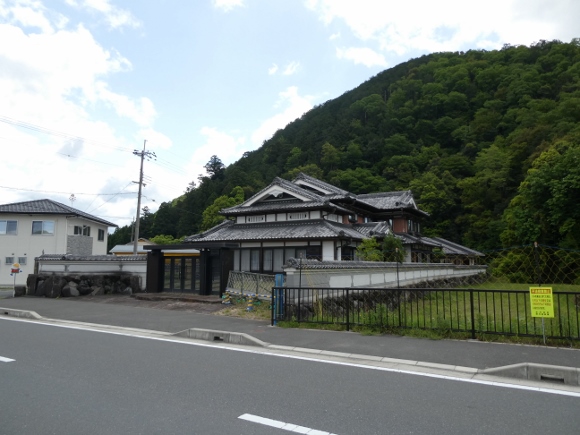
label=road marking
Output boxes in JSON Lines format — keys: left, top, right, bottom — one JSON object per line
{"left": 2, "top": 316, "right": 580, "bottom": 398}
{"left": 0, "top": 356, "right": 15, "bottom": 362}
{"left": 239, "top": 413, "right": 337, "bottom": 434}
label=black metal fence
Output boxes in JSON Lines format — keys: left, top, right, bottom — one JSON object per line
{"left": 271, "top": 287, "right": 580, "bottom": 341}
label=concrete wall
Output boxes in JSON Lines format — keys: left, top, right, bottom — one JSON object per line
{"left": 283, "top": 261, "right": 487, "bottom": 288}
{"left": 36, "top": 257, "right": 147, "bottom": 290}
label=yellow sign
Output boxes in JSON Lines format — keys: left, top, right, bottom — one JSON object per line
{"left": 529, "top": 287, "right": 554, "bottom": 318}
{"left": 12, "top": 262, "right": 20, "bottom": 269}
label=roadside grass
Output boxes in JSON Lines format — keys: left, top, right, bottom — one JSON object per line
{"left": 271, "top": 286, "right": 580, "bottom": 348}
{"left": 275, "top": 319, "right": 580, "bottom": 348}
{"left": 460, "top": 280, "right": 580, "bottom": 292}
{"left": 214, "top": 296, "right": 271, "bottom": 321}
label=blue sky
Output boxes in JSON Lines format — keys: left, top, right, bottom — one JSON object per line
{"left": 1, "top": 0, "right": 578, "bottom": 229}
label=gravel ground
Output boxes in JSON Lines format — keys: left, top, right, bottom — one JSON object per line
{"left": 63, "top": 294, "right": 228, "bottom": 314}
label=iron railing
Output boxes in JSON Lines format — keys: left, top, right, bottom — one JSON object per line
{"left": 271, "top": 287, "right": 580, "bottom": 341}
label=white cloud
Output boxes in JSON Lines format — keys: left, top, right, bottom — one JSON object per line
{"left": 251, "top": 86, "right": 313, "bottom": 146}
{"left": 0, "top": 1, "right": 158, "bottom": 227}
{"left": 329, "top": 31, "right": 340, "bottom": 41}
{"left": 4, "top": 1, "right": 55, "bottom": 33}
{"left": 282, "top": 61, "right": 300, "bottom": 76}
{"left": 336, "top": 47, "right": 387, "bottom": 67}
{"left": 96, "top": 82, "right": 156, "bottom": 127}
{"left": 192, "top": 127, "right": 246, "bottom": 176}
{"left": 306, "top": 0, "right": 580, "bottom": 60}
{"left": 66, "top": 0, "right": 141, "bottom": 29}
{"left": 268, "top": 63, "right": 278, "bottom": 75}
{"left": 212, "top": 0, "right": 245, "bottom": 13}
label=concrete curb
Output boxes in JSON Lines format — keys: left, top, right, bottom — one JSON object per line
{"left": 173, "top": 328, "right": 270, "bottom": 347}
{"left": 3, "top": 307, "right": 579, "bottom": 390}
{"left": 481, "top": 362, "right": 580, "bottom": 386}
{"left": 1, "top": 307, "right": 42, "bottom": 320}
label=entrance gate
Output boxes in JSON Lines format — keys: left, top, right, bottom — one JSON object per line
{"left": 163, "top": 257, "right": 200, "bottom": 293}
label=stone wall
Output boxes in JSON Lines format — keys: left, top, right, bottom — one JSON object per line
{"left": 25, "top": 273, "right": 142, "bottom": 298}
{"left": 67, "top": 235, "right": 93, "bottom": 256}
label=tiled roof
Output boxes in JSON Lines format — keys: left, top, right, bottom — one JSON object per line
{"left": 292, "top": 172, "right": 351, "bottom": 196}
{"left": 423, "top": 237, "right": 484, "bottom": 257}
{"left": 184, "top": 219, "right": 368, "bottom": 243}
{"left": 0, "top": 199, "right": 118, "bottom": 227}
{"left": 352, "top": 221, "right": 391, "bottom": 238}
{"left": 356, "top": 190, "right": 416, "bottom": 210}
{"left": 222, "top": 177, "right": 353, "bottom": 215}
{"left": 395, "top": 232, "right": 441, "bottom": 247}
{"left": 394, "top": 233, "right": 482, "bottom": 256}
{"left": 285, "top": 258, "right": 401, "bottom": 269}
{"left": 38, "top": 254, "right": 143, "bottom": 261}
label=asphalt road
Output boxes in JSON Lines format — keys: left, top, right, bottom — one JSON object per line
{"left": 0, "top": 289, "right": 14, "bottom": 299}
{"left": 1, "top": 318, "right": 579, "bottom": 435}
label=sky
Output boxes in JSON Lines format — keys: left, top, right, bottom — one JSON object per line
{"left": 1, "top": 0, "right": 578, "bottom": 232}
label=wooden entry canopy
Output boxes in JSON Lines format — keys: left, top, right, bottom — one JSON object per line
{"left": 145, "top": 242, "right": 238, "bottom": 295}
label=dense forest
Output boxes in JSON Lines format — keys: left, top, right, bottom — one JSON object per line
{"left": 109, "top": 40, "right": 580, "bottom": 253}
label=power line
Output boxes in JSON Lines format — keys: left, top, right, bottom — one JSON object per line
{"left": 0, "top": 185, "right": 136, "bottom": 196}
{"left": 0, "top": 114, "right": 132, "bottom": 153}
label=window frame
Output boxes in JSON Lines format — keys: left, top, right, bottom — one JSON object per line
{"left": 32, "top": 220, "right": 55, "bottom": 235}
{"left": 0, "top": 220, "right": 18, "bottom": 235}
{"left": 74, "top": 225, "right": 91, "bottom": 236}
{"left": 98, "top": 228, "right": 105, "bottom": 241}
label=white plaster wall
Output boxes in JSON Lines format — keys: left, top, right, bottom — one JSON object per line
{"left": 322, "top": 241, "right": 335, "bottom": 261}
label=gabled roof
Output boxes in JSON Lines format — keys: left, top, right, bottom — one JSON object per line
{"left": 221, "top": 176, "right": 352, "bottom": 216}
{"left": 357, "top": 190, "right": 416, "bottom": 210}
{"left": 184, "top": 219, "right": 369, "bottom": 243}
{"left": 0, "top": 199, "right": 118, "bottom": 227}
{"left": 292, "top": 172, "right": 350, "bottom": 196}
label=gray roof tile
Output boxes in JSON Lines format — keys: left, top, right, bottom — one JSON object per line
{"left": 184, "top": 219, "right": 367, "bottom": 243}
{"left": 0, "top": 199, "right": 118, "bottom": 227}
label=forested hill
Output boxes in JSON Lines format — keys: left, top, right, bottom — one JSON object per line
{"left": 109, "top": 39, "right": 580, "bottom": 252}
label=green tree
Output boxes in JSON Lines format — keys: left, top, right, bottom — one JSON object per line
{"left": 501, "top": 139, "right": 580, "bottom": 247}
{"left": 204, "top": 155, "right": 225, "bottom": 180}
{"left": 149, "top": 234, "right": 185, "bottom": 245}
{"left": 356, "top": 238, "right": 383, "bottom": 261}
{"left": 200, "top": 186, "right": 245, "bottom": 231}
{"left": 356, "top": 235, "right": 404, "bottom": 262}
{"left": 320, "top": 142, "right": 340, "bottom": 172}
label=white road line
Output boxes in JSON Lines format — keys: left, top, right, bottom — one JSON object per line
{"left": 239, "top": 413, "right": 337, "bottom": 434}
{"left": 0, "top": 356, "right": 15, "bottom": 362}
{"left": 2, "top": 316, "right": 579, "bottom": 398}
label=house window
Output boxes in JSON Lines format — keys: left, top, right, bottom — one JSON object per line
{"left": 74, "top": 225, "right": 91, "bottom": 236}
{"left": 288, "top": 212, "right": 308, "bottom": 220}
{"left": 263, "top": 249, "right": 273, "bottom": 271}
{"left": 273, "top": 249, "right": 284, "bottom": 272}
{"left": 0, "top": 220, "right": 17, "bottom": 235}
{"left": 240, "top": 250, "right": 250, "bottom": 271}
{"left": 5, "top": 257, "right": 14, "bottom": 265}
{"left": 98, "top": 229, "right": 105, "bottom": 241}
{"left": 18, "top": 257, "right": 27, "bottom": 265}
{"left": 246, "top": 215, "right": 265, "bottom": 223}
{"left": 250, "top": 250, "right": 260, "bottom": 272}
{"left": 32, "top": 220, "right": 55, "bottom": 235}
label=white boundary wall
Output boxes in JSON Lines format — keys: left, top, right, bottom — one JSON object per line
{"left": 284, "top": 262, "right": 486, "bottom": 288}
{"left": 36, "top": 257, "right": 147, "bottom": 290}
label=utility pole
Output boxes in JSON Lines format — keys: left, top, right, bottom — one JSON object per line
{"left": 132, "top": 140, "right": 156, "bottom": 255}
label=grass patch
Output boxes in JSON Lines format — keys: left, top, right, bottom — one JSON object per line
{"left": 214, "top": 295, "right": 271, "bottom": 321}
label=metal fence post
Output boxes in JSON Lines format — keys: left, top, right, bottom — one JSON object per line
{"left": 470, "top": 290, "right": 476, "bottom": 339}
{"left": 346, "top": 288, "right": 350, "bottom": 331}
